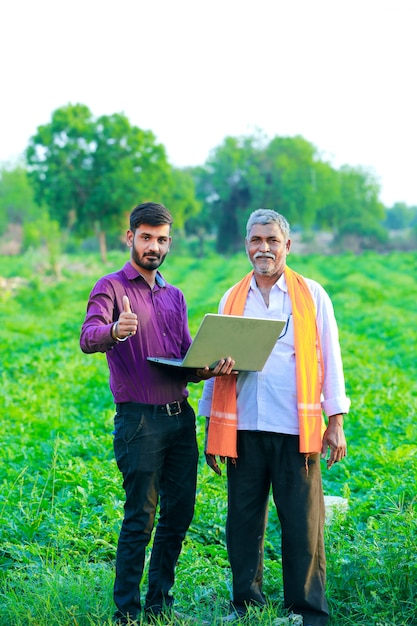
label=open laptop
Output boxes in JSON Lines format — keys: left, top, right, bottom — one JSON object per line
{"left": 147, "top": 313, "right": 286, "bottom": 372}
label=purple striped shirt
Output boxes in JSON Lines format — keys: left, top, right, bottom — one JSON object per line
{"left": 80, "top": 262, "right": 197, "bottom": 404}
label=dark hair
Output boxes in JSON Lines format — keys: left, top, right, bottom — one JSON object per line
{"left": 129, "top": 202, "right": 173, "bottom": 231}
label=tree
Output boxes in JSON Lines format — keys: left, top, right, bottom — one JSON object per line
{"left": 0, "top": 163, "right": 40, "bottom": 235}
{"left": 333, "top": 166, "right": 387, "bottom": 249}
{"left": 26, "top": 104, "right": 173, "bottom": 261}
{"left": 313, "top": 161, "right": 342, "bottom": 231}
{"left": 193, "top": 132, "right": 324, "bottom": 253}
{"left": 81, "top": 111, "right": 172, "bottom": 260}
{"left": 163, "top": 167, "right": 201, "bottom": 233}
{"left": 0, "top": 162, "right": 63, "bottom": 270}
{"left": 384, "top": 202, "right": 416, "bottom": 230}
{"left": 26, "top": 104, "right": 95, "bottom": 231}
{"left": 194, "top": 134, "right": 264, "bottom": 253}
{"left": 260, "top": 135, "right": 320, "bottom": 230}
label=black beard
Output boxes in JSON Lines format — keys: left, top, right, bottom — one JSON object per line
{"left": 132, "top": 249, "right": 167, "bottom": 271}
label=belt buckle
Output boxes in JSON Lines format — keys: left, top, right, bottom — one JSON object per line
{"left": 166, "top": 401, "right": 181, "bottom": 416}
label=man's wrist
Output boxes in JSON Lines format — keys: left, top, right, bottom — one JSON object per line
{"left": 328, "top": 413, "right": 345, "bottom": 425}
{"left": 111, "top": 321, "right": 129, "bottom": 342}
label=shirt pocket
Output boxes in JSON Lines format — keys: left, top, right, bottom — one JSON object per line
{"left": 277, "top": 314, "right": 295, "bottom": 349}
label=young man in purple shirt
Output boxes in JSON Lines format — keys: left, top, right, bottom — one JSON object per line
{"left": 80, "top": 202, "right": 234, "bottom": 625}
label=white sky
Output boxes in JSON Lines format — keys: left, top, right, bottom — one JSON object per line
{"left": 1, "top": 0, "right": 416, "bottom": 207}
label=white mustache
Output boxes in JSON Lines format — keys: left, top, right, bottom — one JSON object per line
{"left": 254, "top": 252, "right": 275, "bottom": 260}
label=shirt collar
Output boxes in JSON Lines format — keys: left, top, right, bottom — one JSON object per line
{"left": 123, "top": 262, "right": 166, "bottom": 287}
{"left": 249, "top": 272, "right": 288, "bottom": 293}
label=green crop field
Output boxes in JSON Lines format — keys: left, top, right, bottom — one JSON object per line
{"left": 0, "top": 249, "right": 416, "bottom": 625}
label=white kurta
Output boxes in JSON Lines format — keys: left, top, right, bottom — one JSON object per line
{"left": 198, "top": 273, "right": 350, "bottom": 433}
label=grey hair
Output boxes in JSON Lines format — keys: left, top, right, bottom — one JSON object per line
{"left": 246, "top": 209, "right": 290, "bottom": 241}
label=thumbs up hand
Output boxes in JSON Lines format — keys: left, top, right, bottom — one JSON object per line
{"left": 114, "top": 295, "right": 138, "bottom": 340}
{"left": 123, "top": 295, "right": 132, "bottom": 314}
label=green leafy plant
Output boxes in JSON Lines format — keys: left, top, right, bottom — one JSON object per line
{"left": 0, "top": 250, "right": 416, "bottom": 625}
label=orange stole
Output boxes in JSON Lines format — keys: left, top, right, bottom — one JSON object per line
{"left": 284, "top": 267, "right": 326, "bottom": 453}
{"left": 206, "top": 271, "right": 253, "bottom": 458}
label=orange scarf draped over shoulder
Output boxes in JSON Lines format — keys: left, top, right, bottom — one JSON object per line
{"left": 206, "top": 267, "right": 325, "bottom": 458}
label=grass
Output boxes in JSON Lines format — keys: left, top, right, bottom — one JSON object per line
{"left": 0, "top": 249, "right": 416, "bottom": 625}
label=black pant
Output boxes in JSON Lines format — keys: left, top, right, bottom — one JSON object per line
{"left": 226, "top": 431, "right": 329, "bottom": 626}
{"left": 112, "top": 400, "right": 198, "bottom": 621}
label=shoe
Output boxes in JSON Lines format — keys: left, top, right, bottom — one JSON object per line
{"left": 113, "top": 611, "right": 139, "bottom": 625}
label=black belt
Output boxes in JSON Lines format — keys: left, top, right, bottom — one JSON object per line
{"left": 116, "top": 400, "right": 186, "bottom": 416}
{"left": 156, "top": 400, "right": 184, "bottom": 416}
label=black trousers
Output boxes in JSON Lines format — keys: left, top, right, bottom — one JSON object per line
{"left": 112, "top": 400, "right": 198, "bottom": 621}
{"left": 226, "top": 431, "right": 329, "bottom": 626}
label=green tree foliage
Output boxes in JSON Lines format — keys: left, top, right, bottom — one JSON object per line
{"left": 384, "top": 202, "right": 417, "bottom": 230}
{"left": 26, "top": 104, "right": 173, "bottom": 260}
{"left": 192, "top": 132, "right": 387, "bottom": 253}
{"left": 333, "top": 166, "right": 387, "bottom": 248}
{"left": 164, "top": 167, "right": 202, "bottom": 232}
{"left": 0, "top": 164, "right": 40, "bottom": 234}
{"left": 26, "top": 104, "right": 95, "bottom": 229}
{"left": 193, "top": 135, "right": 261, "bottom": 253}
{"left": 0, "top": 163, "right": 62, "bottom": 272}
{"left": 214, "top": 135, "right": 258, "bottom": 250}
{"left": 307, "top": 161, "right": 341, "bottom": 231}
{"left": 261, "top": 135, "right": 319, "bottom": 229}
